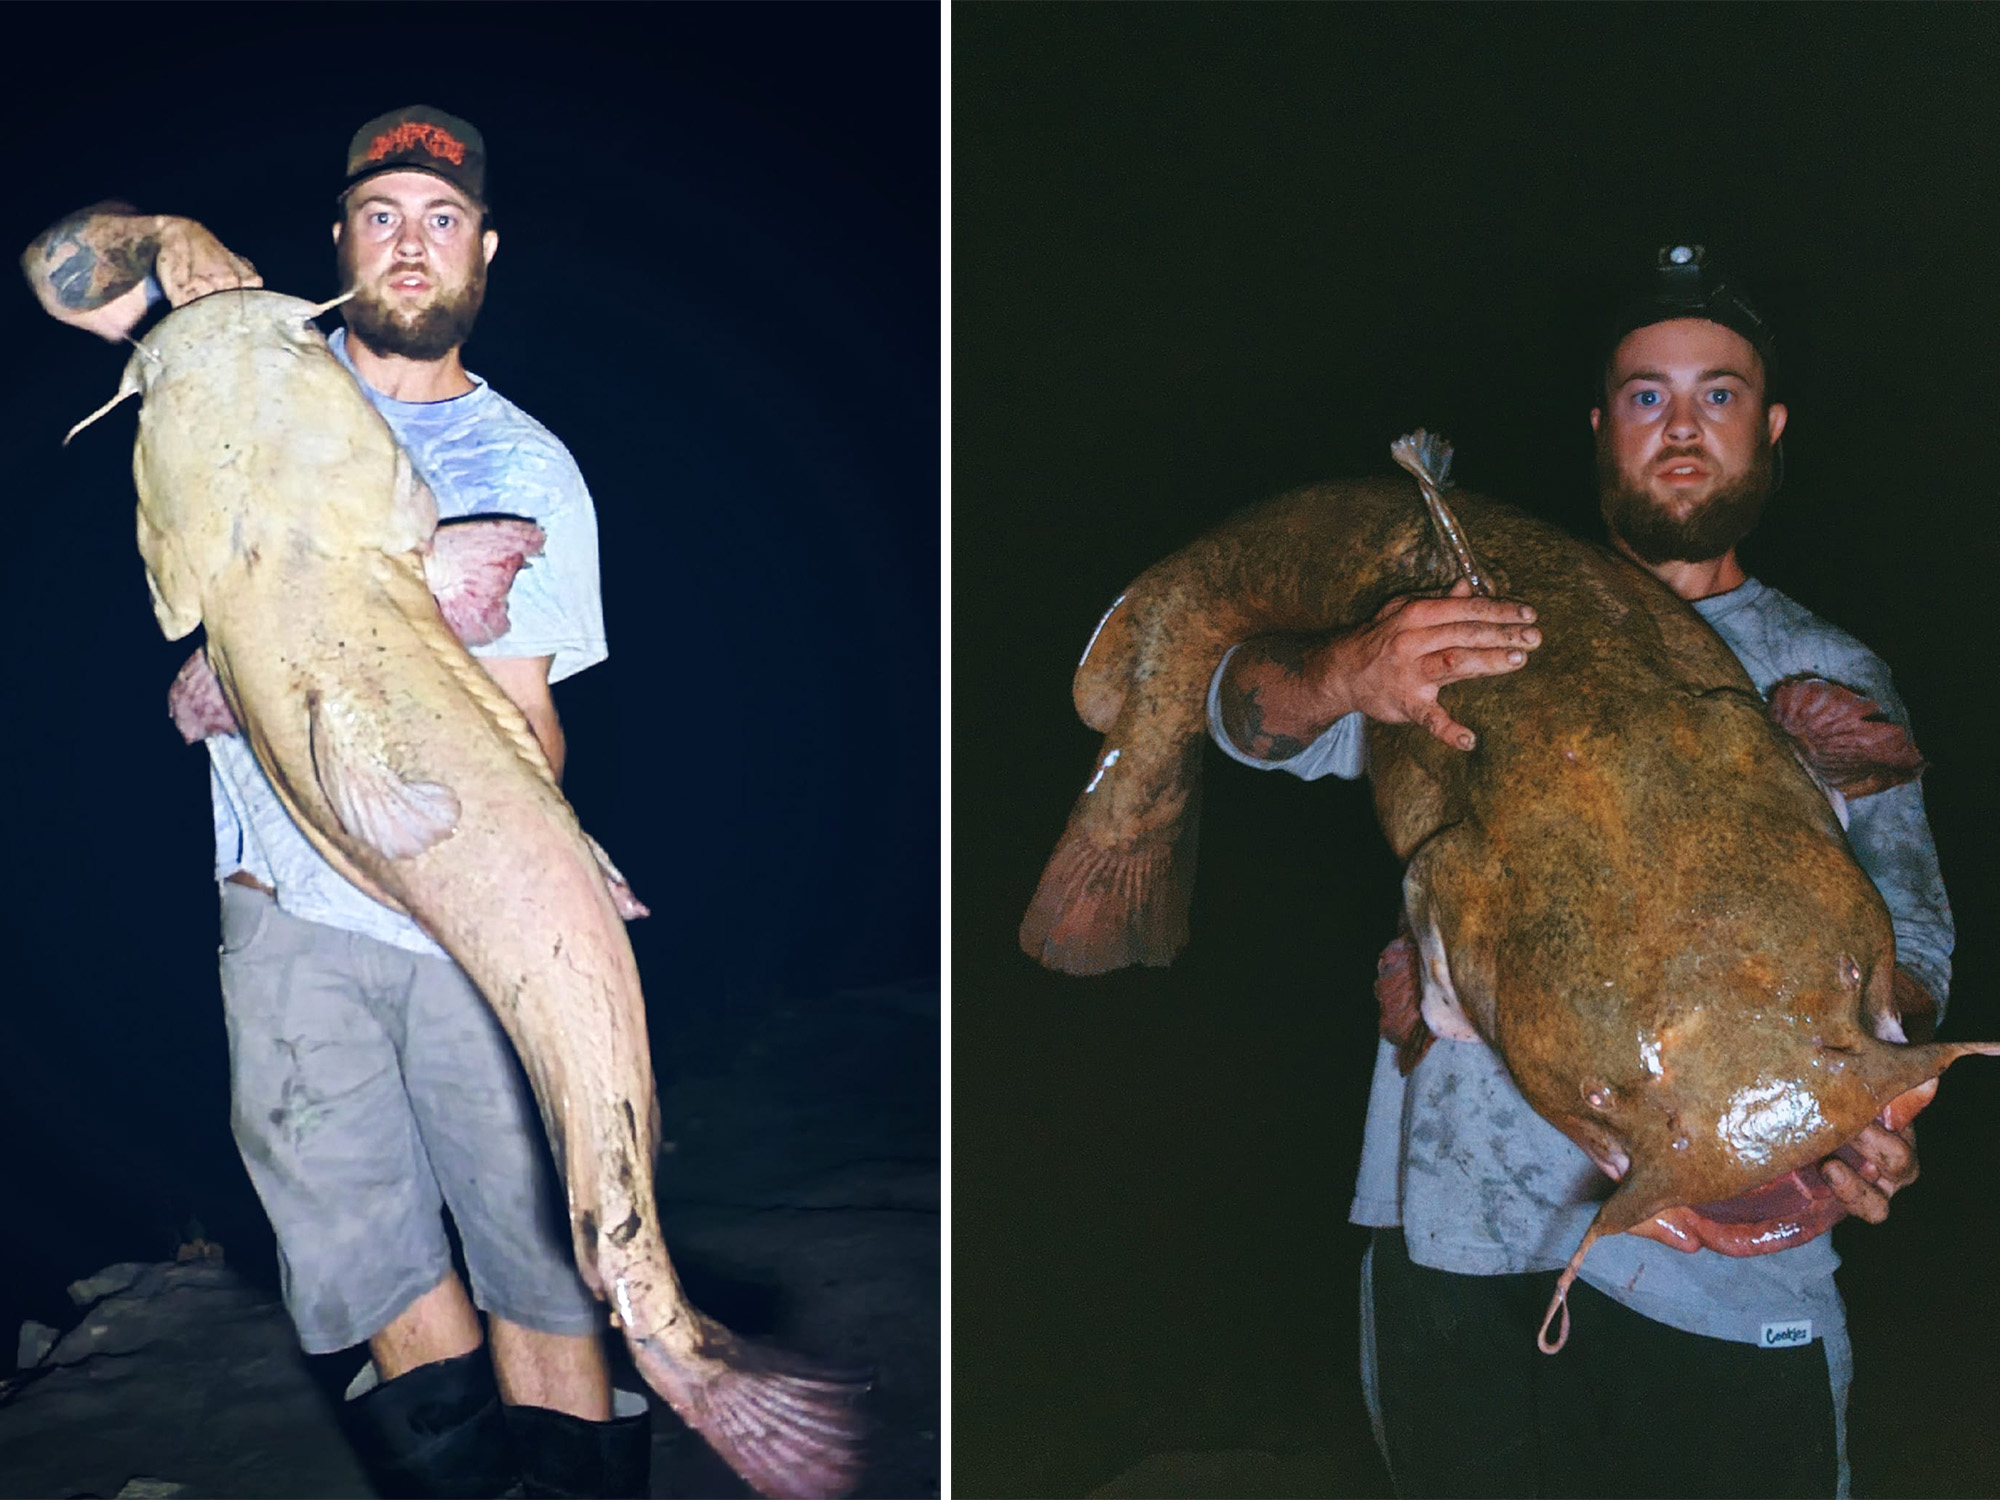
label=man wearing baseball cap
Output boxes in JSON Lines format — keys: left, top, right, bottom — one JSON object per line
{"left": 1205, "top": 246, "right": 1950, "bottom": 1495}
{"left": 22, "top": 108, "right": 646, "bottom": 1498}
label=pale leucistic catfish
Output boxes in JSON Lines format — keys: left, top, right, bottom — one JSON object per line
{"left": 1019, "top": 437, "right": 1998, "bottom": 1351}
{"left": 73, "top": 288, "right": 865, "bottom": 1497}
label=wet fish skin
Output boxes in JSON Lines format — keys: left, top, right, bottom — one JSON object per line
{"left": 112, "top": 289, "right": 864, "bottom": 1497}
{"left": 1021, "top": 480, "right": 1443, "bottom": 973}
{"left": 1022, "top": 474, "right": 1996, "bottom": 1291}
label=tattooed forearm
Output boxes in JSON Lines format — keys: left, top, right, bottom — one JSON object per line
{"left": 1218, "top": 632, "right": 1334, "bottom": 760}
{"left": 23, "top": 201, "right": 158, "bottom": 312}
{"left": 1219, "top": 675, "right": 1311, "bottom": 761}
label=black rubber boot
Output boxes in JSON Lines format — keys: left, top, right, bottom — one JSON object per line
{"left": 503, "top": 1390, "right": 652, "bottom": 1499}
{"left": 341, "top": 1350, "right": 521, "bottom": 1499}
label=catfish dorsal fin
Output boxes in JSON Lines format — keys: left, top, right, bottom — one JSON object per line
{"left": 1391, "top": 428, "right": 1493, "bottom": 597}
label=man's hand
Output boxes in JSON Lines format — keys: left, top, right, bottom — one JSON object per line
{"left": 153, "top": 217, "right": 261, "bottom": 307}
{"left": 1218, "top": 577, "right": 1542, "bottom": 760}
{"left": 22, "top": 205, "right": 259, "bottom": 342}
{"left": 1822, "top": 1121, "right": 1919, "bottom": 1225}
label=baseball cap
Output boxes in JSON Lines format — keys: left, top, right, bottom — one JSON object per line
{"left": 341, "top": 105, "right": 486, "bottom": 205}
{"left": 1600, "top": 244, "right": 1777, "bottom": 391}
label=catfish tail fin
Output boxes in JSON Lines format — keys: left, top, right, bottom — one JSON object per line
{"left": 1018, "top": 774, "right": 1202, "bottom": 975}
{"left": 626, "top": 1316, "right": 869, "bottom": 1499}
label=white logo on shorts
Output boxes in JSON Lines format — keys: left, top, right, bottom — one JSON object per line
{"left": 1760, "top": 1318, "right": 1812, "bottom": 1347}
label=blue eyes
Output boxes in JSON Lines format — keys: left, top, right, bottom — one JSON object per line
{"left": 367, "top": 213, "right": 457, "bottom": 232}
{"left": 1631, "top": 388, "right": 1736, "bottom": 410}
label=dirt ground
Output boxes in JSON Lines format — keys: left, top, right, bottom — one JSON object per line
{"left": 0, "top": 985, "right": 939, "bottom": 1500}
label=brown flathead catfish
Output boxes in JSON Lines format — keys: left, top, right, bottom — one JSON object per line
{"left": 1020, "top": 442, "right": 1997, "bottom": 1350}
{"left": 76, "top": 289, "right": 864, "bottom": 1497}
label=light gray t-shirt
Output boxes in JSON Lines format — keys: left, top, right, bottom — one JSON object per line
{"left": 206, "top": 326, "right": 608, "bottom": 957}
{"left": 1207, "top": 575, "right": 1953, "bottom": 1345}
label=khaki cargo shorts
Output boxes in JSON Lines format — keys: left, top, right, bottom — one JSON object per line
{"left": 217, "top": 882, "right": 602, "bottom": 1354}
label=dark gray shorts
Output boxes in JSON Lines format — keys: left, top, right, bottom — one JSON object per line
{"left": 218, "top": 882, "right": 602, "bottom": 1354}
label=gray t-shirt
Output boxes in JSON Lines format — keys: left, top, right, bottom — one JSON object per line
{"left": 206, "top": 326, "right": 609, "bottom": 957}
{"left": 1207, "top": 576, "right": 1953, "bottom": 1345}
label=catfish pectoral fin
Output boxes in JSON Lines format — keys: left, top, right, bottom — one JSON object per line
{"left": 627, "top": 1316, "right": 869, "bottom": 1499}
{"left": 1767, "top": 674, "right": 1927, "bottom": 798}
{"left": 423, "top": 516, "right": 548, "bottom": 646}
{"left": 1374, "top": 932, "right": 1435, "bottom": 1074}
{"left": 168, "top": 647, "right": 239, "bottom": 742}
{"left": 1019, "top": 808, "right": 1200, "bottom": 975}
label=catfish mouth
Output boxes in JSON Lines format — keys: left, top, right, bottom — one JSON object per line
{"left": 1643, "top": 1142, "right": 1863, "bottom": 1256}
{"left": 1638, "top": 1076, "right": 1940, "bottom": 1257}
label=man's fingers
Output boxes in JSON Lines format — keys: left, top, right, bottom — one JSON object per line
{"left": 1404, "top": 619, "right": 1543, "bottom": 661}
{"left": 1376, "top": 592, "right": 1528, "bottom": 628}
{"left": 1822, "top": 1158, "right": 1892, "bottom": 1223}
{"left": 1423, "top": 646, "right": 1531, "bottom": 686}
{"left": 1416, "top": 700, "right": 1476, "bottom": 753}
{"left": 1847, "top": 1123, "right": 1918, "bottom": 1191}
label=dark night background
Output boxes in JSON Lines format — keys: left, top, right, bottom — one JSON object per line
{"left": 957, "top": 7, "right": 2000, "bottom": 1497}
{"left": 0, "top": 0, "right": 937, "bottom": 1410}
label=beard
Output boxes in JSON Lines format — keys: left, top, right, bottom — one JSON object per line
{"left": 1597, "top": 432, "right": 1775, "bottom": 566}
{"left": 338, "top": 241, "right": 486, "bottom": 361}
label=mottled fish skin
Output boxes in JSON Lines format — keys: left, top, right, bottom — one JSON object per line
{"left": 113, "top": 289, "right": 864, "bottom": 1497}
{"left": 1023, "top": 475, "right": 1996, "bottom": 1275}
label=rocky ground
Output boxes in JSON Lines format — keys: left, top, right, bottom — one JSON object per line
{"left": 0, "top": 985, "right": 938, "bottom": 1500}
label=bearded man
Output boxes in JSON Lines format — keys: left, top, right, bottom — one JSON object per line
{"left": 22, "top": 107, "right": 648, "bottom": 1499}
{"left": 1208, "top": 247, "right": 1951, "bottom": 1498}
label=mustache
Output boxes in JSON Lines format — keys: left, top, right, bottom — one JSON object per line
{"left": 1654, "top": 445, "right": 1709, "bottom": 463}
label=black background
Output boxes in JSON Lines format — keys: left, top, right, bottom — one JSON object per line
{"left": 956, "top": 7, "right": 2000, "bottom": 1496}
{"left": 0, "top": 2, "right": 937, "bottom": 1367}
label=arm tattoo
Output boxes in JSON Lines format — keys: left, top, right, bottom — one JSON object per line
{"left": 1259, "top": 634, "right": 1312, "bottom": 676}
{"left": 1219, "top": 646, "right": 1311, "bottom": 762}
{"left": 30, "top": 201, "right": 155, "bottom": 311}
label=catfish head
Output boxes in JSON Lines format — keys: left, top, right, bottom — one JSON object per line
{"left": 1494, "top": 775, "right": 2000, "bottom": 1351}
{"left": 63, "top": 288, "right": 434, "bottom": 646}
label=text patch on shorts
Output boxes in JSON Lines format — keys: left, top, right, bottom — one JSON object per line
{"left": 1760, "top": 1318, "right": 1812, "bottom": 1348}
